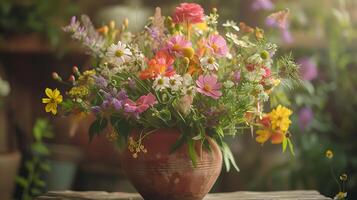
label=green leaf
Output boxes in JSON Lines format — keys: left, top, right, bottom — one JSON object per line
{"left": 287, "top": 138, "right": 295, "bottom": 156}
{"left": 39, "top": 162, "right": 51, "bottom": 172}
{"left": 34, "top": 179, "right": 46, "bottom": 187}
{"left": 192, "top": 134, "right": 202, "bottom": 140}
{"left": 31, "top": 188, "right": 42, "bottom": 195}
{"left": 187, "top": 139, "right": 197, "bottom": 167}
{"left": 31, "top": 143, "right": 50, "bottom": 155}
{"left": 89, "top": 117, "right": 108, "bottom": 141}
{"left": 282, "top": 137, "right": 287, "bottom": 153}
{"left": 16, "top": 177, "right": 28, "bottom": 188}
{"left": 221, "top": 142, "right": 240, "bottom": 172}
{"left": 170, "top": 134, "right": 185, "bottom": 153}
{"left": 215, "top": 126, "right": 224, "bottom": 138}
{"left": 111, "top": 115, "right": 131, "bottom": 138}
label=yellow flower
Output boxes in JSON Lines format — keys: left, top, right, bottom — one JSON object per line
{"left": 68, "top": 86, "right": 89, "bottom": 98}
{"left": 326, "top": 150, "right": 334, "bottom": 159}
{"left": 78, "top": 70, "right": 96, "bottom": 85}
{"left": 42, "top": 88, "right": 63, "bottom": 115}
{"left": 255, "top": 129, "right": 272, "bottom": 144}
{"left": 269, "top": 105, "right": 292, "bottom": 133}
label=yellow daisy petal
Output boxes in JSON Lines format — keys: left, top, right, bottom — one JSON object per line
{"left": 45, "top": 88, "right": 53, "bottom": 98}
{"left": 42, "top": 98, "right": 51, "bottom": 103}
{"left": 52, "top": 89, "right": 60, "bottom": 98}
{"left": 45, "top": 103, "right": 54, "bottom": 113}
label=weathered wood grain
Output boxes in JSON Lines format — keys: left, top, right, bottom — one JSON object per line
{"left": 35, "top": 190, "right": 331, "bottom": 200}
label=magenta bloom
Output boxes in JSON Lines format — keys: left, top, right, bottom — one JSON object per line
{"left": 251, "top": 0, "right": 274, "bottom": 11}
{"left": 166, "top": 35, "right": 192, "bottom": 55}
{"left": 297, "top": 57, "right": 318, "bottom": 81}
{"left": 196, "top": 75, "right": 222, "bottom": 99}
{"left": 206, "top": 34, "right": 228, "bottom": 57}
{"left": 173, "top": 3, "right": 205, "bottom": 24}
{"left": 298, "top": 107, "right": 314, "bottom": 130}
{"left": 124, "top": 93, "right": 158, "bottom": 118}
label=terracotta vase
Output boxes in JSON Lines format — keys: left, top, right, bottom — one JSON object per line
{"left": 120, "top": 128, "right": 222, "bottom": 200}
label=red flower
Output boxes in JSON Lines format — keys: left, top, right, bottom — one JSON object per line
{"left": 139, "top": 51, "right": 176, "bottom": 80}
{"left": 173, "top": 3, "right": 205, "bottom": 24}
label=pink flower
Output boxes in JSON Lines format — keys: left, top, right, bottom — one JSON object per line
{"left": 196, "top": 75, "right": 222, "bottom": 99}
{"left": 173, "top": 3, "right": 205, "bottom": 24}
{"left": 124, "top": 93, "right": 157, "bottom": 118}
{"left": 251, "top": 0, "right": 274, "bottom": 11}
{"left": 166, "top": 35, "right": 192, "bottom": 55}
{"left": 206, "top": 34, "right": 228, "bottom": 57}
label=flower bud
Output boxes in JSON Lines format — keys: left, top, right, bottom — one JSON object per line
{"left": 109, "top": 20, "right": 116, "bottom": 29}
{"left": 52, "top": 72, "right": 62, "bottom": 81}
{"left": 97, "top": 25, "right": 109, "bottom": 35}
{"left": 260, "top": 50, "right": 270, "bottom": 60}
{"left": 183, "top": 57, "right": 190, "bottom": 66}
{"left": 182, "top": 47, "right": 195, "bottom": 59}
{"left": 69, "top": 75, "right": 76, "bottom": 83}
{"left": 212, "top": 7, "right": 218, "bottom": 14}
{"left": 123, "top": 18, "right": 129, "bottom": 28}
{"left": 73, "top": 66, "right": 80, "bottom": 75}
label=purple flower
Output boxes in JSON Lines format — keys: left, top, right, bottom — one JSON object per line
{"left": 95, "top": 75, "right": 108, "bottom": 89}
{"left": 233, "top": 71, "right": 241, "bottom": 83}
{"left": 297, "top": 57, "right": 318, "bottom": 81}
{"left": 101, "top": 89, "right": 128, "bottom": 110}
{"left": 298, "top": 107, "right": 314, "bottom": 130}
{"left": 251, "top": 0, "right": 274, "bottom": 11}
{"left": 280, "top": 28, "right": 293, "bottom": 44}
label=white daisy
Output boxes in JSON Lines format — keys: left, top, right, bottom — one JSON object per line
{"left": 182, "top": 74, "right": 193, "bottom": 86}
{"left": 169, "top": 74, "right": 183, "bottom": 92}
{"left": 182, "top": 86, "right": 197, "bottom": 96}
{"left": 106, "top": 41, "right": 132, "bottom": 66}
{"left": 200, "top": 56, "right": 219, "bottom": 71}
{"left": 153, "top": 75, "right": 170, "bottom": 91}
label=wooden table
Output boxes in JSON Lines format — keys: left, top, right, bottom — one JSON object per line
{"left": 36, "top": 190, "right": 331, "bottom": 200}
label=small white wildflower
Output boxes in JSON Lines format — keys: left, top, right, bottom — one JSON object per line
{"left": 182, "top": 86, "right": 197, "bottom": 96}
{"left": 200, "top": 56, "right": 219, "bottom": 71}
{"left": 223, "top": 20, "right": 240, "bottom": 32}
{"left": 106, "top": 41, "right": 132, "bottom": 66}
{"left": 153, "top": 75, "right": 170, "bottom": 91}
{"left": 223, "top": 80, "right": 234, "bottom": 89}
{"left": 169, "top": 74, "right": 183, "bottom": 92}
{"left": 182, "top": 74, "right": 193, "bottom": 86}
{"left": 247, "top": 54, "right": 263, "bottom": 65}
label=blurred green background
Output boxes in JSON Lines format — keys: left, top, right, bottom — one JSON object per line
{"left": 0, "top": 0, "right": 356, "bottom": 199}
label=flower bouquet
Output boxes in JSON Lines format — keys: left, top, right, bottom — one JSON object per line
{"left": 43, "top": 3, "right": 299, "bottom": 200}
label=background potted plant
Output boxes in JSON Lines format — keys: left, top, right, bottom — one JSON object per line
{"left": 42, "top": 3, "right": 300, "bottom": 200}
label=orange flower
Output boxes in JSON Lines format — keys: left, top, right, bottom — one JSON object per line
{"left": 255, "top": 129, "right": 285, "bottom": 144}
{"left": 139, "top": 51, "right": 175, "bottom": 80}
{"left": 187, "top": 55, "right": 202, "bottom": 75}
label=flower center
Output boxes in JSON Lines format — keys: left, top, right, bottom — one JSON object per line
{"left": 115, "top": 50, "right": 124, "bottom": 57}
{"left": 208, "top": 57, "right": 215, "bottom": 64}
{"left": 158, "top": 79, "right": 164, "bottom": 85}
{"left": 172, "top": 44, "right": 181, "bottom": 51}
{"left": 169, "top": 79, "right": 176, "bottom": 85}
{"left": 203, "top": 84, "right": 212, "bottom": 92}
{"left": 211, "top": 44, "right": 219, "bottom": 52}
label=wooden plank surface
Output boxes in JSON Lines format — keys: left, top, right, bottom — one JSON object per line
{"left": 36, "top": 190, "right": 331, "bottom": 200}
